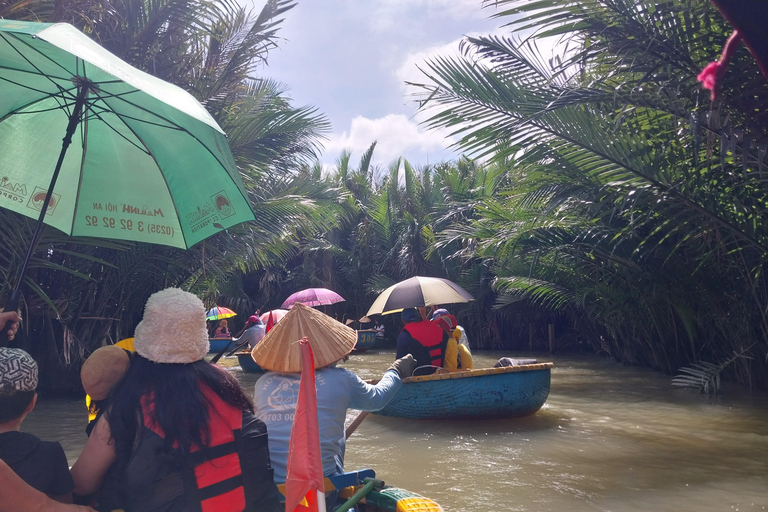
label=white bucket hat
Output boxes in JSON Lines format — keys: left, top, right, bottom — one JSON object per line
{"left": 251, "top": 302, "right": 356, "bottom": 373}
{"left": 134, "top": 288, "right": 209, "bottom": 363}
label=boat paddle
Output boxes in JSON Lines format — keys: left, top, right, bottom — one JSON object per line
{"left": 345, "top": 411, "right": 370, "bottom": 439}
{"left": 225, "top": 338, "right": 251, "bottom": 357}
{"left": 210, "top": 338, "right": 237, "bottom": 364}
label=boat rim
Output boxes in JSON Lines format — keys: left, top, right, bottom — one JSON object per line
{"left": 404, "top": 362, "right": 554, "bottom": 383}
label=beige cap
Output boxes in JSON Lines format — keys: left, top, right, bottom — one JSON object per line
{"left": 81, "top": 346, "right": 131, "bottom": 400}
{"left": 251, "top": 302, "right": 356, "bottom": 373}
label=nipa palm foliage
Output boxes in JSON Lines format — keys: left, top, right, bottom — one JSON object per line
{"left": 0, "top": 0, "right": 338, "bottom": 390}
{"left": 411, "top": 0, "right": 768, "bottom": 387}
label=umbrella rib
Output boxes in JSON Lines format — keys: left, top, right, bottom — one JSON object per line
{"left": 0, "top": 76, "right": 76, "bottom": 121}
{"left": 0, "top": 64, "right": 72, "bottom": 83}
{"left": 99, "top": 92, "right": 252, "bottom": 234}
{"left": 94, "top": 92, "right": 189, "bottom": 248}
{"left": 0, "top": 33, "right": 77, "bottom": 107}
{"left": 0, "top": 98, "right": 75, "bottom": 117}
{"left": 70, "top": 100, "right": 91, "bottom": 236}
{"left": 81, "top": 101, "right": 153, "bottom": 155}
{"left": 3, "top": 32, "right": 74, "bottom": 76}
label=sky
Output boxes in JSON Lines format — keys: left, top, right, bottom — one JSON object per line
{"left": 254, "top": 0, "right": 501, "bottom": 171}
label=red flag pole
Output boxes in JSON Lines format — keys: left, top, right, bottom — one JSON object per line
{"left": 284, "top": 337, "right": 326, "bottom": 512}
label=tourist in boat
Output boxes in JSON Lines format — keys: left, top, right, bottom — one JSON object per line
{"left": 0, "top": 348, "right": 75, "bottom": 504}
{"left": 396, "top": 307, "right": 449, "bottom": 375}
{"left": 236, "top": 315, "right": 267, "bottom": 349}
{"left": 435, "top": 314, "right": 473, "bottom": 371}
{"left": 373, "top": 317, "right": 386, "bottom": 341}
{"left": 429, "top": 307, "right": 449, "bottom": 321}
{"left": 251, "top": 304, "right": 417, "bottom": 509}
{"left": 70, "top": 288, "right": 281, "bottom": 512}
{"left": 213, "top": 318, "right": 231, "bottom": 338}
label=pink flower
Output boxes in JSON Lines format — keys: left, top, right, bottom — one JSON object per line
{"left": 697, "top": 61, "right": 721, "bottom": 92}
{"left": 696, "top": 31, "right": 742, "bottom": 102}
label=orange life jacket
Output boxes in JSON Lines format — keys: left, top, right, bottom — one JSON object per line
{"left": 124, "top": 386, "right": 280, "bottom": 512}
{"left": 402, "top": 320, "right": 447, "bottom": 368}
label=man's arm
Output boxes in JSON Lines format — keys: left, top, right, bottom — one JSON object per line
{"left": 395, "top": 330, "right": 412, "bottom": 359}
{"left": 346, "top": 370, "right": 402, "bottom": 411}
{"left": 0, "top": 460, "right": 94, "bottom": 512}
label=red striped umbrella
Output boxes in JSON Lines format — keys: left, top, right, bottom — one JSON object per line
{"left": 281, "top": 288, "right": 345, "bottom": 309}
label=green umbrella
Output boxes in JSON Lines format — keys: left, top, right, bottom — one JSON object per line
{"left": 0, "top": 20, "right": 255, "bottom": 314}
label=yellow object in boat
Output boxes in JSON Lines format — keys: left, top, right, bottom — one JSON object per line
{"left": 87, "top": 338, "right": 135, "bottom": 421}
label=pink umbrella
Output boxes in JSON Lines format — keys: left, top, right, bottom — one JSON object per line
{"left": 260, "top": 309, "right": 288, "bottom": 324}
{"left": 281, "top": 288, "right": 345, "bottom": 309}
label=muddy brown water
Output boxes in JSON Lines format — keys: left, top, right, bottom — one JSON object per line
{"left": 22, "top": 350, "right": 768, "bottom": 511}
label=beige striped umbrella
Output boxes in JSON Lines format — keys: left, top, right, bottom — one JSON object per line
{"left": 251, "top": 302, "right": 356, "bottom": 373}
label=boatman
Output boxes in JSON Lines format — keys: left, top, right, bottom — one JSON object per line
{"left": 251, "top": 303, "right": 416, "bottom": 510}
{"left": 396, "top": 307, "right": 449, "bottom": 375}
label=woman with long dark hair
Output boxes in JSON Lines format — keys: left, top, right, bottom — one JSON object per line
{"left": 71, "top": 288, "right": 281, "bottom": 512}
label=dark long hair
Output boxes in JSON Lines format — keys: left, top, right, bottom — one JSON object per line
{"left": 107, "top": 355, "right": 253, "bottom": 462}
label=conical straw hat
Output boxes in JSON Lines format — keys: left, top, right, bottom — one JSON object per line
{"left": 251, "top": 302, "right": 357, "bottom": 373}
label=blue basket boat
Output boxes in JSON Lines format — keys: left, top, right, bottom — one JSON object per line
{"left": 355, "top": 330, "right": 377, "bottom": 352}
{"left": 208, "top": 337, "right": 233, "bottom": 353}
{"left": 236, "top": 351, "right": 265, "bottom": 373}
{"left": 374, "top": 363, "right": 553, "bottom": 419}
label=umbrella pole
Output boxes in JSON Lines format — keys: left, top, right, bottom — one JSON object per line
{"left": 2, "top": 85, "right": 89, "bottom": 334}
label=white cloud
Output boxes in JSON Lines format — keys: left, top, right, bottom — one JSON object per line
{"left": 369, "top": 0, "right": 485, "bottom": 33}
{"left": 321, "top": 114, "right": 457, "bottom": 168}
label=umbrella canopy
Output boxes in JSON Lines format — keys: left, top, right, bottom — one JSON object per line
{"left": 260, "top": 309, "right": 288, "bottom": 324}
{"left": 366, "top": 276, "right": 474, "bottom": 317}
{"left": 0, "top": 21, "right": 254, "bottom": 249}
{"left": 281, "top": 288, "right": 345, "bottom": 309}
{"left": 0, "top": 20, "right": 255, "bottom": 320}
{"left": 206, "top": 306, "right": 237, "bottom": 321}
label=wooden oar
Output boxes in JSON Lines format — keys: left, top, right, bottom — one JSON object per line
{"left": 210, "top": 339, "right": 236, "bottom": 364}
{"left": 345, "top": 411, "right": 370, "bottom": 439}
{"left": 225, "top": 338, "right": 251, "bottom": 357}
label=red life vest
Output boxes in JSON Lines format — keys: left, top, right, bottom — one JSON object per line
{"left": 402, "top": 320, "right": 447, "bottom": 368}
{"left": 124, "top": 386, "right": 280, "bottom": 512}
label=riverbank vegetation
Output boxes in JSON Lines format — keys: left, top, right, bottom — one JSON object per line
{"left": 2, "top": 0, "right": 767, "bottom": 391}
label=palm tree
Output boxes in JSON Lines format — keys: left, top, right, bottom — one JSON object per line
{"left": 0, "top": 0, "right": 341, "bottom": 391}
{"left": 412, "top": 0, "right": 768, "bottom": 386}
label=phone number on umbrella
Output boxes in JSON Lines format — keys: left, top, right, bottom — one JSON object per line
{"left": 84, "top": 216, "right": 174, "bottom": 237}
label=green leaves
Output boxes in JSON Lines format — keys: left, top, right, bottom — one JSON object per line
{"left": 414, "top": 0, "right": 768, "bottom": 386}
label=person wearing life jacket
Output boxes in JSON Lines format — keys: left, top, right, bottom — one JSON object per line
{"left": 70, "top": 288, "right": 281, "bottom": 512}
{"left": 435, "top": 314, "right": 473, "bottom": 371}
{"left": 396, "top": 307, "right": 449, "bottom": 375}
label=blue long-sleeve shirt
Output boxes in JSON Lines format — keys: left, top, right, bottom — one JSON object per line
{"left": 253, "top": 367, "right": 402, "bottom": 483}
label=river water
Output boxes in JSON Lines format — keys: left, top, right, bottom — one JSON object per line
{"left": 22, "top": 350, "right": 768, "bottom": 512}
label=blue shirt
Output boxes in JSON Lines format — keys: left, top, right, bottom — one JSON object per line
{"left": 238, "top": 324, "right": 266, "bottom": 348}
{"left": 253, "top": 367, "right": 401, "bottom": 483}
